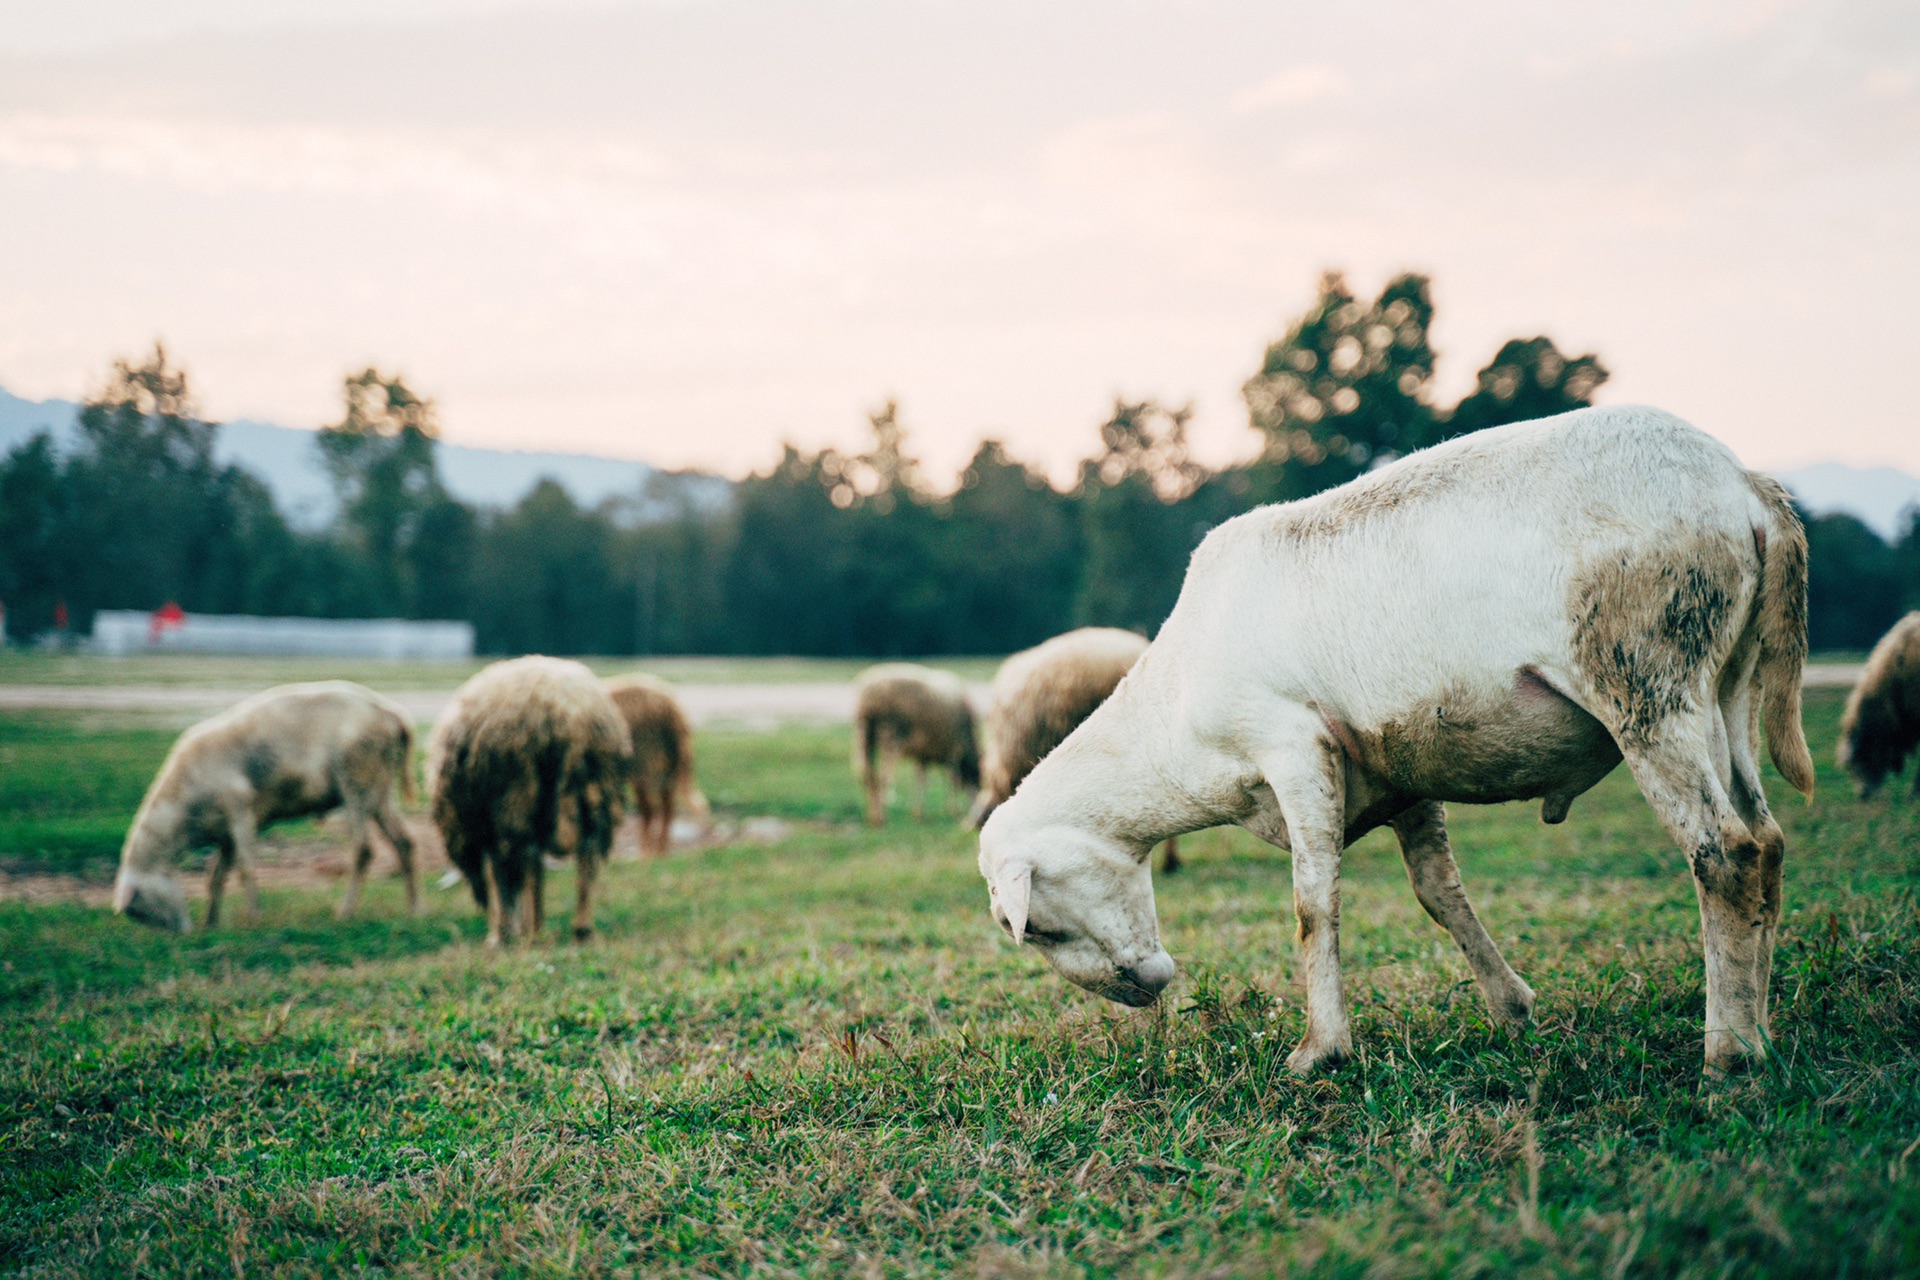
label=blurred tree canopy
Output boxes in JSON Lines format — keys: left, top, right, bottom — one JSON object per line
{"left": 0, "top": 282, "right": 1894, "bottom": 655}
{"left": 1439, "top": 337, "right": 1609, "bottom": 443}
{"left": 1243, "top": 271, "right": 1436, "bottom": 499}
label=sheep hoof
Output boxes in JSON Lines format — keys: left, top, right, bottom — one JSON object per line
{"left": 1285, "top": 1039, "right": 1350, "bottom": 1076}
{"left": 573, "top": 926, "right": 594, "bottom": 943}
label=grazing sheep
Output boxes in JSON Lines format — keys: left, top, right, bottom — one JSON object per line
{"left": 605, "top": 674, "right": 707, "bottom": 856}
{"left": 429, "top": 656, "right": 631, "bottom": 946}
{"left": 853, "top": 664, "right": 981, "bottom": 826}
{"left": 968, "top": 628, "right": 1181, "bottom": 874}
{"left": 978, "top": 406, "right": 1812, "bottom": 1077}
{"left": 113, "top": 681, "right": 418, "bottom": 933}
{"left": 1838, "top": 612, "right": 1920, "bottom": 797}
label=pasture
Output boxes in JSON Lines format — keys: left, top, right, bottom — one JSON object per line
{"left": 0, "top": 666, "right": 1916, "bottom": 1278}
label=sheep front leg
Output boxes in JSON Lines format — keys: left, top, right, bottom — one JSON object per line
{"left": 1261, "top": 740, "right": 1352, "bottom": 1075}
{"left": 225, "top": 804, "right": 263, "bottom": 924}
{"left": 1390, "top": 801, "right": 1534, "bottom": 1031}
{"left": 373, "top": 807, "right": 421, "bottom": 916}
{"left": 206, "top": 842, "right": 235, "bottom": 929}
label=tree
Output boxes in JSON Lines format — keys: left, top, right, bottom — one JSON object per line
{"left": 316, "top": 368, "right": 461, "bottom": 617}
{"left": 0, "top": 434, "right": 68, "bottom": 640}
{"left": 52, "top": 344, "right": 311, "bottom": 629}
{"left": 1439, "top": 336, "right": 1609, "bottom": 443}
{"left": 1242, "top": 271, "right": 1436, "bottom": 500}
{"left": 939, "top": 441, "right": 1082, "bottom": 653}
{"left": 470, "top": 481, "right": 626, "bottom": 654}
{"left": 1075, "top": 400, "right": 1214, "bottom": 635}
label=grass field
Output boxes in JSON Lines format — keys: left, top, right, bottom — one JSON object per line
{"left": 2, "top": 687, "right": 1917, "bottom": 1277}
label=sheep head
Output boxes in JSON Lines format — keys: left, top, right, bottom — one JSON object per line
{"left": 977, "top": 813, "right": 1175, "bottom": 1007}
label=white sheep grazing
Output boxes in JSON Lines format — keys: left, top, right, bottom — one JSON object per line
{"left": 114, "top": 681, "right": 418, "bottom": 933}
{"left": 978, "top": 406, "right": 1813, "bottom": 1077}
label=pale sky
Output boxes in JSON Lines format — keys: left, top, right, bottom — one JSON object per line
{"left": 0, "top": 0, "right": 1915, "bottom": 484}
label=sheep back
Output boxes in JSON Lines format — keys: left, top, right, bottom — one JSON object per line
{"left": 604, "top": 674, "right": 697, "bottom": 804}
{"left": 975, "top": 628, "right": 1148, "bottom": 819}
{"left": 853, "top": 664, "right": 979, "bottom": 784}
{"left": 430, "top": 656, "right": 632, "bottom": 902}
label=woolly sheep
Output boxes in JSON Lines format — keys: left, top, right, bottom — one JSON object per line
{"left": 968, "top": 627, "right": 1181, "bottom": 873}
{"left": 113, "top": 681, "right": 418, "bottom": 933}
{"left": 605, "top": 673, "right": 707, "bottom": 856}
{"left": 429, "top": 656, "right": 632, "bottom": 946}
{"left": 852, "top": 663, "right": 981, "bottom": 826}
{"left": 978, "top": 407, "right": 1812, "bottom": 1077}
{"left": 1838, "top": 612, "right": 1920, "bottom": 797}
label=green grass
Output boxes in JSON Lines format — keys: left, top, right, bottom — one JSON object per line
{"left": 0, "top": 713, "right": 180, "bottom": 878}
{"left": 2, "top": 689, "right": 1917, "bottom": 1276}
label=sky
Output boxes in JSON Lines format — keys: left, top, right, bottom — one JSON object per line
{"left": 0, "top": 0, "right": 1915, "bottom": 484}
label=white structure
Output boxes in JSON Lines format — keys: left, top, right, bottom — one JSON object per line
{"left": 91, "top": 611, "right": 474, "bottom": 660}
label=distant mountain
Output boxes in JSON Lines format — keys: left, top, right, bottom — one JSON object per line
{"left": 0, "top": 385, "right": 697, "bottom": 526}
{"left": 1775, "top": 463, "right": 1920, "bottom": 542}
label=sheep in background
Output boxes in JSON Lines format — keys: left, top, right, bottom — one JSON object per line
{"left": 605, "top": 673, "right": 707, "bottom": 856}
{"left": 429, "top": 656, "right": 631, "bottom": 946}
{"left": 967, "top": 627, "right": 1181, "bottom": 873}
{"left": 852, "top": 664, "right": 980, "bottom": 825}
{"left": 114, "top": 682, "right": 418, "bottom": 933}
{"left": 1839, "top": 611, "right": 1920, "bottom": 797}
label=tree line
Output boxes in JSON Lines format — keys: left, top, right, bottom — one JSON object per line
{"left": 0, "top": 271, "right": 1898, "bottom": 656}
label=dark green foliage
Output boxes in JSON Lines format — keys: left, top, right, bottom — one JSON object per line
{"left": 1804, "top": 511, "right": 1908, "bottom": 652}
{"left": 1439, "top": 337, "right": 1610, "bottom": 444}
{"left": 0, "top": 346, "right": 318, "bottom": 638}
{"left": 315, "top": 368, "right": 470, "bottom": 620}
{"left": 0, "top": 297, "right": 1895, "bottom": 656}
{"left": 1243, "top": 271, "right": 1438, "bottom": 499}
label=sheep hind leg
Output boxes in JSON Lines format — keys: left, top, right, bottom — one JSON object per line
{"left": 526, "top": 855, "right": 546, "bottom": 940}
{"left": 1720, "top": 677, "right": 1785, "bottom": 1039}
{"left": 1159, "top": 837, "right": 1181, "bottom": 875}
{"left": 865, "top": 744, "right": 890, "bottom": 827}
{"left": 372, "top": 806, "right": 421, "bottom": 916}
{"left": 483, "top": 851, "right": 518, "bottom": 947}
{"left": 1390, "top": 801, "right": 1533, "bottom": 1032}
{"left": 572, "top": 850, "right": 600, "bottom": 941}
{"left": 336, "top": 819, "right": 376, "bottom": 920}
{"left": 914, "top": 763, "right": 929, "bottom": 822}
{"left": 1621, "top": 712, "right": 1770, "bottom": 1075}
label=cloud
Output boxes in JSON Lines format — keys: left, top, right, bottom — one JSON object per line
{"left": 1231, "top": 64, "right": 1351, "bottom": 113}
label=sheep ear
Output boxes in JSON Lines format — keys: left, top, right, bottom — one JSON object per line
{"left": 1000, "top": 862, "right": 1031, "bottom": 945}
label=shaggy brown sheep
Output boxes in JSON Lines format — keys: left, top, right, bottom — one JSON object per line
{"left": 1839, "top": 611, "right": 1920, "bottom": 796}
{"left": 966, "top": 627, "right": 1181, "bottom": 873}
{"left": 852, "top": 664, "right": 980, "bottom": 826}
{"left": 605, "top": 674, "right": 706, "bottom": 856}
{"left": 429, "top": 656, "right": 632, "bottom": 945}
{"left": 113, "top": 681, "right": 418, "bottom": 933}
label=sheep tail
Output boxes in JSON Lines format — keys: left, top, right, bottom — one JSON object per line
{"left": 1749, "top": 472, "right": 1815, "bottom": 798}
